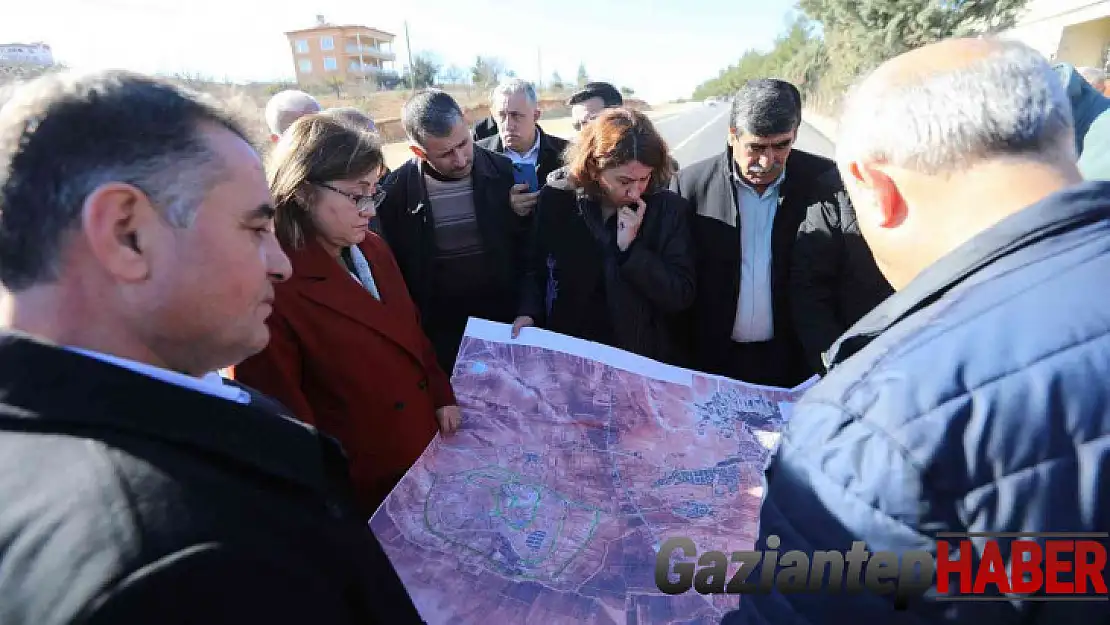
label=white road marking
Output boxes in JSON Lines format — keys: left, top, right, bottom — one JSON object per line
{"left": 669, "top": 108, "right": 729, "bottom": 153}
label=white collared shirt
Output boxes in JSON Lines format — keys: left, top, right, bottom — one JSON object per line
{"left": 504, "top": 128, "right": 542, "bottom": 168}
{"left": 66, "top": 346, "right": 251, "bottom": 404}
{"left": 731, "top": 167, "right": 786, "bottom": 343}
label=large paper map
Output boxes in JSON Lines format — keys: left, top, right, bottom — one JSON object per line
{"left": 370, "top": 319, "right": 815, "bottom": 624}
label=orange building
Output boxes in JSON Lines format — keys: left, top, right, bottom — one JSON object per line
{"left": 284, "top": 15, "right": 397, "bottom": 86}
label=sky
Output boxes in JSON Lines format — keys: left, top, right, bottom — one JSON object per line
{"left": 2, "top": 0, "right": 802, "bottom": 103}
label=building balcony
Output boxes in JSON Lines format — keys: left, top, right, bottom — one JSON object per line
{"left": 344, "top": 44, "right": 395, "bottom": 61}
{"left": 347, "top": 63, "right": 389, "bottom": 74}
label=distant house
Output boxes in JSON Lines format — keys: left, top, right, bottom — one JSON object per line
{"left": 0, "top": 42, "right": 54, "bottom": 67}
{"left": 284, "top": 15, "right": 398, "bottom": 87}
{"left": 999, "top": 0, "right": 1110, "bottom": 70}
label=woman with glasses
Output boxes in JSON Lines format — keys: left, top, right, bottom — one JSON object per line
{"left": 233, "top": 114, "right": 461, "bottom": 520}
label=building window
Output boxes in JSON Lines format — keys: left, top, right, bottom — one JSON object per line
{"left": 295, "top": 39, "right": 309, "bottom": 54}
{"left": 324, "top": 56, "right": 337, "bottom": 71}
{"left": 299, "top": 59, "right": 312, "bottom": 73}
{"left": 320, "top": 36, "right": 334, "bottom": 50}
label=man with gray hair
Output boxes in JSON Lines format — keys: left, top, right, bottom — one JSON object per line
{"left": 477, "top": 78, "right": 568, "bottom": 190}
{"left": 377, "top": 88, "right": 524, "bottom": 370}
{"left": 0, "top": 70, "right": 424, "bottom": 624}
{"left": 264, "top": 88, "right": 321, "bottom": 142}
{"left": 670, "top": 78, "right": 887, "bottom": 386}
{"left": 721, "top": 38, "right": 1110, "bottom": 624}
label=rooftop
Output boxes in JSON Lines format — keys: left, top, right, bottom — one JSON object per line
{"left": 283, "top": 24, "right": 395, "bottom": 38}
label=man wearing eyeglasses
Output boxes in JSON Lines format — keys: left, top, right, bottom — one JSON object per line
{"left": 376, "top": 89, "right": 526, "bottom": 372}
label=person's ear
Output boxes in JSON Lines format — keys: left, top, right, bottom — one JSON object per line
{"left": 850, "top": 160, "right": 907, "bottom": 229}
{"left": 80, "top": 183, "right": 158, "bottom": 282}
{"left": 533, "top": 108, "right": 542, "bottom": 124}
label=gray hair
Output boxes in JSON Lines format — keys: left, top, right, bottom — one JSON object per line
{"left": 264, "top": 89, "right": 320, "bottom": 137}
{"left": 490, "top": 78, "right": 538, "bottom": 108}
{"left": 837, "top": 39, "right": 1076, "bottom": 174}
{"left": 1078, "top": 66, "right": 1106, "bottom": 87}
{"left": 402, "top": 88, "right": 465, "bottom": 146}
{"left": 0, "top": 69, "right": 247, "bottom": 291}
{"left": 729, "top": 79, "right": 801, "bottom": 136}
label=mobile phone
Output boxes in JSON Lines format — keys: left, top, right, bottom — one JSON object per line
{"left": 512, "top": 162, "right": 540, "bottom": 193}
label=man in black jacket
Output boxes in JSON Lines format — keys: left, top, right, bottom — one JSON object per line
{"left": 791, "top": 187, "right": 894, "bottom": 374}
{"left": 0, "top": 70, "right": 424, "bottom": 624}
{"left": 671, "top": 78, "right": 837, "bottom": 387}
{"left": 476, "top": 78, "right": 569, "bottom": 188}
{"left": 378, "top": 89, "right": 527, "bottom": 371}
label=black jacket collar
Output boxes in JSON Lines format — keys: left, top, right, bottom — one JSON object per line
{"left": 0, "top": 332, "right": 342, "bottom": 497}
{"left": 825, "top": 181, "right": 1110, "bottom": 369}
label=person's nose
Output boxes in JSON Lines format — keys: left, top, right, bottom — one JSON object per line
{"left": 265, "top": 235, "right": 293, "bottom": 283}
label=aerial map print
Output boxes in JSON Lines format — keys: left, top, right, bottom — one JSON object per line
{"left": 369, "top": 319, "right": 815, "bottom": 624}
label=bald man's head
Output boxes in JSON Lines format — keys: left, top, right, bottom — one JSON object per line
{"left": 264, "top": 90, "right": 321, "bottom": 141}
{"left": 838, "top": 37, "right": 1075, "bottom": 173}
{"left": 836, "top": 37, "right": 1082, "bottom": 291}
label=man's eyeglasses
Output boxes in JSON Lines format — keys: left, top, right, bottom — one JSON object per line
{"left": 315, "top": 182, "right": 383, "bottom": 212}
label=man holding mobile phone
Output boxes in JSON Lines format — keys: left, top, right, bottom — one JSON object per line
{"left": 477, "top": 78, "right": 568, "bottom": 217}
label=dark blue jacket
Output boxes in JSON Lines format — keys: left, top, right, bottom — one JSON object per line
{"left": 721, "top": 181, "right": 1110, "bottom": 624}
{"left": 1056, "top": 63, "right": 1110, "bottom": 181}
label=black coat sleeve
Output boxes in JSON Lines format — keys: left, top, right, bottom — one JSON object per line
{"left": 617, "top": 193, "right": 696, "bottom": 314}
{"left": 375, "top": 166, "right": 409, "bottom": 252}
{"left": 791, "top": 191, "right": 849, "bottom": 374}
{"left": 516, "top": 187, "right": 552, "bottom": 323}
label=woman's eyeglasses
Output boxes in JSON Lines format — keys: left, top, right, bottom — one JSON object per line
{"left": 315, "top": 182, "right": 384, "bottom": 213}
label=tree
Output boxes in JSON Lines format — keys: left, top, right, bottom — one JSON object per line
{"left": 576, "top": 63, "right": 589, "bottom": 87}
{"left": 620, "top": 86, "right": 635, "bottom": 96}
{"left": 472, "top": 56, "right": 509, "bottom": 88}
{"left": 324, "top": 75, "right": 345, "bottom": 98}
{"left": 550, "top": 71, "right": 564, "bottom": 90}
{"left": 691, "top": 0, "right": 1032, "bottom": 108}
{"left": 410, "top": 52, "right": 440, "bottom": 88}
{"left": 439, "top": 64, "right": 465, "bottom": 85}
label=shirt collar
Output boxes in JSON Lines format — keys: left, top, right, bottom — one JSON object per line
{"left": 506, "top": 127, "right": 543, "bottom": 161}
{"left": 0, "top": 332, "right": 343, "bottom": 499}
{"left": 64, "top": 346, "right": 251, "bottom": 404}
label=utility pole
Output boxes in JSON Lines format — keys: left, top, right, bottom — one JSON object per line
{"left": 404, "top": 20, "right": 415, "bottom": 96}
{"left": 537, "top": 47, "right": 543, "bottom": 92}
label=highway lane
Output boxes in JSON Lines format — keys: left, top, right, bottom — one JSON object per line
{"left": 650, "top": 102, "right": 836, "bottom": 168}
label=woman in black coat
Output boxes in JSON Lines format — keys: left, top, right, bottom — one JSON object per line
{"left": 512, "top": 107, "right": 695, "bottom": 364}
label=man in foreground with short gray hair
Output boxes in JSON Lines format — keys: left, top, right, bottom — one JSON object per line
{"left": 720, "top": 37, "right": 1109, "bottom": 624}
{"left": 0, "top": 70, "right": 424, "bottom": 624}
{"left": 377, "top": 89, "right": 523, "bottom": 371}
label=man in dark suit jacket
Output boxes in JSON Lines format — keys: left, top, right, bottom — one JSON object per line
{"left": 378, "top": 89, "right": 528, "bottom": 372}
{"left": 671, "top": 78, "right": 839, "bottom": 388}
{"left": 0, "top": 70, "right": 424, "bottom": 624}
{"left": 476, "top": 78, "right": 569, "bottom": 188}
{"left": 472, "top": 113, "right": 498, "bottom": 141}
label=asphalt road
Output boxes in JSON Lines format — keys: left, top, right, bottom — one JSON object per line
{"left": 651, "top": 102, "right": 836, "bottom": 168}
